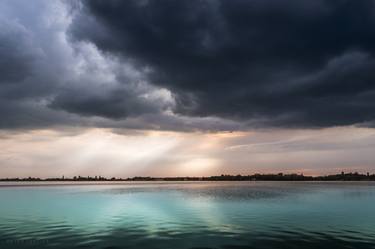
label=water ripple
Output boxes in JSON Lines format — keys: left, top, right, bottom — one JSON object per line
{"left": 0, "top": 182, "right": 375, "bottom": 248}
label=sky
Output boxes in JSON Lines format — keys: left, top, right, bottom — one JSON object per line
{"left": 1, "top": 0, "right": 375, "bottom": 177}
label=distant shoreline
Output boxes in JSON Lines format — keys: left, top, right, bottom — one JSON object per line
{"left": 1, "top": 172, "right": 374, "bottom": 182}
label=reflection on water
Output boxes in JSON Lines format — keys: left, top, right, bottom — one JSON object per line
{"left": 0, "top": 181, "right": 375, "bottom": 249}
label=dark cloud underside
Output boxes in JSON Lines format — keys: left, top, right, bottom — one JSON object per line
{"left": 72, "top": 0, "right": 375, "bottom": 128}
{"left": 1, "top": 0, "right": 375, "bottom": 130}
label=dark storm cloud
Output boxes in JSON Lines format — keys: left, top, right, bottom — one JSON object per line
{"left": 0, "top": 0, "right": 178, "bottom": 130}
{"left": 72, "top": 0, "right": 375, "bottom": 128}
{"left": 0, "top": 19, "right": 38, "bottom": 84}
{"left": 50, "top": 87, "right": 163, "bottom": 119}
{"left": 2, "top": 0, "right": 375, "bottom": 131}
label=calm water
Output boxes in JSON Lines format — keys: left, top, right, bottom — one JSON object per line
{"left": 0, "top": 181, "right": 375, "bottom": 249}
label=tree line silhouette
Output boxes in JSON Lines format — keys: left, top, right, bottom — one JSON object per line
{"left": 1, "top": 172, "right": 374, "bottom": 181}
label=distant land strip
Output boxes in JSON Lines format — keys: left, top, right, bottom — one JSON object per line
{"left": 1, "top": 172, "right": 375, "bottom": 181}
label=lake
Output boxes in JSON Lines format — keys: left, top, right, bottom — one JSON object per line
{"left": 0, "top": 181, "right": 375, "bottom": 249}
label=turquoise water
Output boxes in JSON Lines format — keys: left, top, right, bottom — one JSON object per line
{"left": 0, "top": 181, "right": 375, "bottom": 249}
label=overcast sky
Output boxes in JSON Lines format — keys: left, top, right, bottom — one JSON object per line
{"left": 1, "top": 0, "right": 375, "bottom": 177}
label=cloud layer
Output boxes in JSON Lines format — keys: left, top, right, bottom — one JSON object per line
{"left": 1, "top": 127, "right": 375, "bottom": 177}
{"left": 1, "top": 0, "right": 375, "bottom": 130}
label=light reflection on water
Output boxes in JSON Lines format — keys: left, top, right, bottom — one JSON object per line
{"left": 0, "top": 181, "right": 375, "bottom": 249}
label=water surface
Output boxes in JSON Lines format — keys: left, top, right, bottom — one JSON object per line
{"left": 0, "top": 181, "right": 375, "bottom": 249}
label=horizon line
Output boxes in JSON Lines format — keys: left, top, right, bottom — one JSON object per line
{"left": 1, "top": 171, "right": 374, "bottom": 182}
